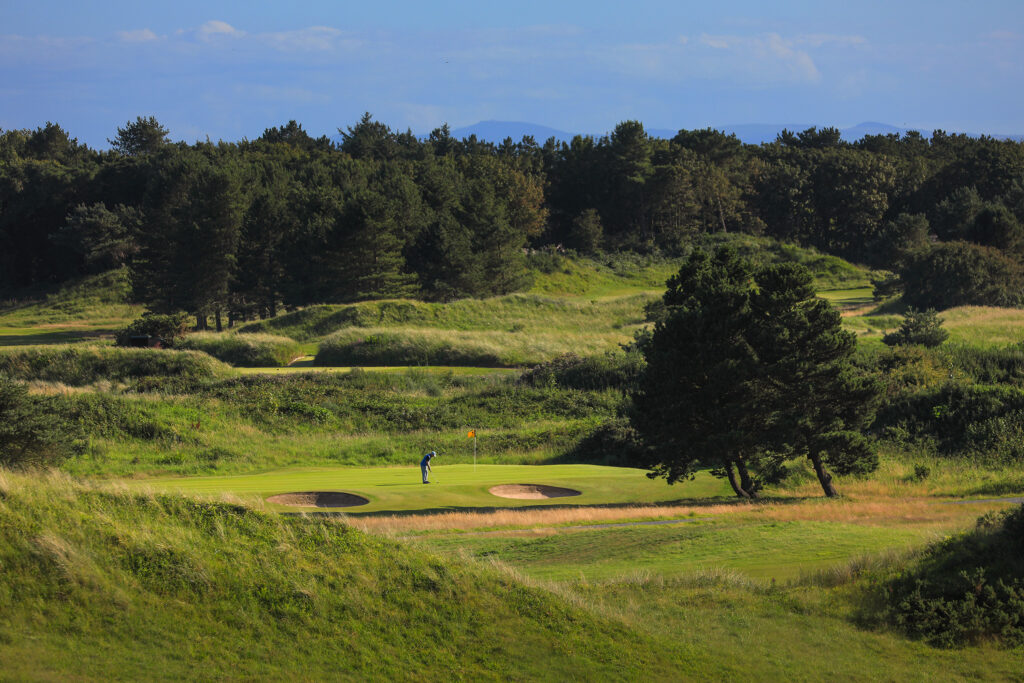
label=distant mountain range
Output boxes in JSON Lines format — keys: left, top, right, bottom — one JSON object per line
{"left": 451, "top": 120, "right": 1023, "bottom": 145}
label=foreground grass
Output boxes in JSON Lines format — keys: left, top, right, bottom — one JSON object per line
{"left": 3, "top": 471, "right": 1021, "bottom": 680}
{"left": 0, "top": 470, "right": 691, "bottom": 680}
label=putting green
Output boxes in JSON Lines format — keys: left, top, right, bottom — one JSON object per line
{"left": 137, "top": 464, "right": 734, "bottom": 514}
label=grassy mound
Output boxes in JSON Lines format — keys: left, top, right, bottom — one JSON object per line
{"left": 314, "top": 325, "right": 634, "bottom": 368}
{"left": 0, "top": 471, "right": 687, "bottom": 679}
{"left": 177, "top": 332, "right": 304, "bottom": 367}
{"left": 0, "top": 268, "right": 140, "bottom": 328}
{"left": 240, "top": 294, "right": 650, "bottom": 343}
{"left": 0, "top": 345, "right": 231, "bottom": 385}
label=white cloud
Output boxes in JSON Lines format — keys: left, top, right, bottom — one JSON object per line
{"left": 197, "top": 20, "right": 243, "bottom": 41}
{"left": 761, "top": 33, "right": 820, "bottom": 82}
{"left": 117, "top": 29, "right": 158, "bottom": 43}
{"left": 699, "top": 34, "right": 732, "bottom": 49}
{"left": 262, "top": 26, "right": 359, "bottom": 52}
{"left": 796, "top": 34, "right": 867, "bottom": 48}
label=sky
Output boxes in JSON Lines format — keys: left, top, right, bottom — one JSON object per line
{"left": 2, "top": 0, "right": 1022, "bottom": 147}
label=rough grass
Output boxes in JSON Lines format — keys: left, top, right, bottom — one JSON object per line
{"left": 314, "top": 326, "right": 634, "bottom": 367}
{"left": 0, "top": 344, "right": 233, "bottom": 385}
{"left": 176, "top": 332, "right": 304, "bottom": 367}
{"left": 0, "top": 470, "right": 694, "bottom": 680}
{"left": 0, "top": 268, "right": 140, "bottom": 329}
{"left": 4, "top": 472, "right": 1022, "bottom": 680}
{"left": 844, "top": 306, "right": 1024, "bottom": 348}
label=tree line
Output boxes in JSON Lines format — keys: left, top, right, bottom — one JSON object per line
{"left": 3, "top": 115, "right": 1024, "bottom": 324}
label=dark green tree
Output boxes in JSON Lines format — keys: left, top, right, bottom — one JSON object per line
{"left": 51, "top": 203, "right": 142, "bottom": 272}
{"left": 882, "top": 308, "right": 949, "bottom": 348}
{"left": 746, "top": 263, "right": 880, "bottom": 497}
{"left": 133, "top": 150, "right": 246, "bottom": 329}
{"left": 899, "top": 241, "right": 1024, "bottom": 309}
{"left": 632, "top": 248, "right": 879, "bottom": 498}
{"left": 108, "top": 116, "right": 170, "bottom": 157}
{"left": 0, "top": 374, "right": 84, "bottom": 468}
{"left": 630, "top": 248, "right": 767, "bottom": 498}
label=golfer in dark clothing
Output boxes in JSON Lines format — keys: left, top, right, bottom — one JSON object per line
{"left": 421, "top": 451, "right": 437, "bottom": 483}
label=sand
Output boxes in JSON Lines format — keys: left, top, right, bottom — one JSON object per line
{"left": 488, "top": 484, "right": 581, "bottom": 500}
{"left": 266, "top": 491, "right": 369, "bottom": 508}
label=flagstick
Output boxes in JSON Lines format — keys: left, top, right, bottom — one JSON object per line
{"left": 473, "top": 430, "right": 477, "bottom": 472}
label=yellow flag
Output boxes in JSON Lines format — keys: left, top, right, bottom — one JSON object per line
{"left": 467, "top": 429, "right": 476, "bottom": 438}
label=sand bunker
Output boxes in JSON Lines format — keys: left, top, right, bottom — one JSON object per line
{"left": 266, "top": 491, "right": 369, "bottom": 508}
{"left": 488, "top": 484, "right": 581, "bottom": 500}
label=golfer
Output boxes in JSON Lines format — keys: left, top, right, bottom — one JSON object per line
{"left": 420, "top": 450, "right": 437, "bottom": 484}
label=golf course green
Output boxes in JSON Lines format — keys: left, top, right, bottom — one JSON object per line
{"left": 138, "top": 464, "right": 735, "bottom": 514}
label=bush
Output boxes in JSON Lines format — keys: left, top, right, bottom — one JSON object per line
{"left": 564, "top": 417, "right": 645, "bottom": 466}
{"left": 882, "top": 309, "right": 949, "bottom": 348}
{"left": 519, "top": 352, "right": 644, "bottom": 391}
{"left": 59, "top": 392, "right": 179, "bottom": 441}
{"left": 115, "top": 312, "right": 191, "bottom": 347}
{"left": 885, "top": 505, "right": 1024, "bottom": 647}
{"left": 0, "top": 374, "right": 84, "bottom": 468}
{"left": 315, "top": 330, "right": 509, "bottom": 367}
{"left": 177, "top": 333, "right": 303, "bottom": 367}
{"left": 873, "top": 381, "right": 1024, "bottom": 462}
{"left": 898, "top": 242, "right": 1024, "bottom": 310}
{"left": 0, "top": 346, "right": 230, "bottom": 386}
{"left": 935, "top": 344, "right": 1024, "bottom": 386}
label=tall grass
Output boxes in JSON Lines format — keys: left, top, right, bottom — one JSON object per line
{"left": 176, "top": 332, "right": 303, "bottom": 367}
{"left": 0, "top": 268, "right": 140, "bottom": 328}
{"left": 315, "top": 326, "right": 635, "bottom": 367}
{"left": 0, "top": 345, "right": 232, "bottom": 385}
{"left": 0, "top": 470, "right": 692, "bottom": 680}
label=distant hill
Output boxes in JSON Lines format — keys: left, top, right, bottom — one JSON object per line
{"left": 447, "top": 121, "right": 1022, "bottom": 145}
{"left": 451, "top": 120, "right": 575, "bottom": 143}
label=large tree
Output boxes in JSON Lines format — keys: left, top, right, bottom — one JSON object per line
{"left": 631, "top": 247, "right": 879, "bottom": 498}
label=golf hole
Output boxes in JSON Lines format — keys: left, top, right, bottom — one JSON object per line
{"left": 488, "top": 484, "right": 581, "bottom": 500}
{"left": 266, "top": 491, "right": 369, "bottom": 508}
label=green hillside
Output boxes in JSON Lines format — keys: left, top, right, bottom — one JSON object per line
{"left": 0, "top": 471, "right": 686, "bottom": 680}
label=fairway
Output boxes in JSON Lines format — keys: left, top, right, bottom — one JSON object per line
{"left": 138, "top": 464, "right": 735, "bottom": 514}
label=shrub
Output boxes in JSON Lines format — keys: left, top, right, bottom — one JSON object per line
{"left": 315, "top": 330, "right": 509, "bottom": 367}
{"left": 564, "top": 417, "right": 645, "bottom": 466}
{"left": 898, "top": 242, "right": 1023, "bottom": 310}
{"left": 519, "top": 352, "right": 645, "bottom": 391}
{"left": 0, "top": 374, "right": 84, "bottom": 468}
{"left": 115, "top": 312, "right": 191, "bottom": 347}
{"left": 177, "top": 333, "right": 303, "bottom": 367}
{"left": 0, "top": 346, "right": 229, "bottom": 386}
{"left": 873, "top": 382, "right": 1024, "bottom": 462}
{"left": 882, "top": 309, "right": 949, "bottom": 348}
{"left": 59, "top": 392, "right": 179, "bottom": 441}
{"left": 885, "top": 505, "right": 1024, "bottom": 647}
{"left": 935, "top": 344, "right": 1024, "bottom": 385}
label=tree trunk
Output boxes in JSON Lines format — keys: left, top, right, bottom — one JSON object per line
{"left": 196, "top": 314, "right": 207, "bottom": 331}
{"left": 724, "top": 461, "right": 753, "bottom": 499}
{"left": 716, "top": 194, "right": 728, "bottom": 233}
{"left": 809, "top": 453, "right": 840, "bottom": 498}
{"left": 215, "top": 309, "right": 223, "bottom": 332}
{"left": 269, "top": 301, "right": 277, "bottom": 318}
{"left": 736, "top": 460, "right": 759, "bottom": 499}
{"left": 227, "top": 310, "right": 234, "bottom": 329}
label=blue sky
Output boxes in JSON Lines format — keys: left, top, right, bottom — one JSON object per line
{"left": 2, "top": 1, "right": 1022, "bottom": 147}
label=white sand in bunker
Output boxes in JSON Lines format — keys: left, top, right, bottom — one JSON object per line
{"left": 266, "top": 491, "right": 369, "bottom": 508}
{"left": 488, "top": 484, "right": 581, "bottom": 500}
